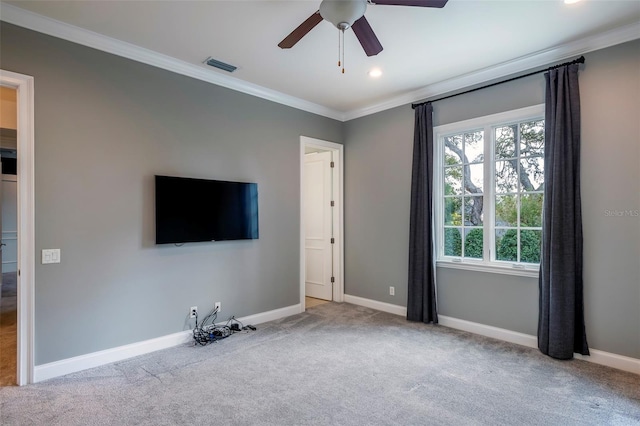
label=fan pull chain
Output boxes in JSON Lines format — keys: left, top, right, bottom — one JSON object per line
{"left": 338, "top": 29, "right": 341, "bottom": 68}
{"left": 336, "top": 27, "right": 346, "bottom": 74}
{"left": 341, "top": 29, "right": 345, "bottom": 74}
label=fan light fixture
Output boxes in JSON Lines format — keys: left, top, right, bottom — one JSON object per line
{"left": 278, "top": 0, "right": 449, "bottom": 74}
{"left": 319, "top": 0, "right": 367, "bottom": 30}
{"left": 320, "top": 0, "right": 368, "bottom": 74}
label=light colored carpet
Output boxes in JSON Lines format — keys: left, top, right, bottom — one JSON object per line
{"left": 0, "top": 302, "right": 638, "bottom": 425}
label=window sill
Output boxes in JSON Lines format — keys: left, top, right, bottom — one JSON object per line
{"left": 436, "top": 259, "right": 539, "bottom": 278}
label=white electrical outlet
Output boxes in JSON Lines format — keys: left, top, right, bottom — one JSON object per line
{"left": 190, "top": 306, "right": 197, "bottom": 318}
{"left": 215, "top": 302, "right": 221, "bottom": 312}
{"left": 42, "top": 249, "right": 61, "bottom": 264}
{"left": 389, "top": 286, "right": 395, "bottom": 296}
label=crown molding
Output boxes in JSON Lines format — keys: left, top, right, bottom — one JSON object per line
{"left": 343, "top": 20, "right": 640, "bottom": 121}
{"left": 0, "top": 3, "right": 345, "bottom": 121}
{"left": 1, "top": 3, "right": 638, "bottom": 123}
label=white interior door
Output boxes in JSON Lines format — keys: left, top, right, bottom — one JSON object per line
{"left": 304, "top": 151, "right": 333, "bottom": 301}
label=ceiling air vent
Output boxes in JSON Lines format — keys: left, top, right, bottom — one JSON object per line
{"left": 204, "top": 57, "right": 237, "bottom": 73}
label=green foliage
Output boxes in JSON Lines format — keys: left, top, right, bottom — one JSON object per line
{"left": 520, "top": 194, "right": 543, "bottom": 227}
{"left": 496, "top": 229, "right": 541, "bottom": 263}
{"left": 445, "top": 154, "right": 460, "bottom": 166}
{"left": 444, "top": 228, "right": 483, "bottom": 259}
{"left": 496, "top": 229, "right": 518, "bottom": 261}
{"left": 445, "top": 197, "right": 462, "bottom": 226}
{"left": 444, "top": 228, "right": 461, "bottom": 256}
{"left": 464, "top": 228, "right": 483, "bottom": 259}
{"left": 520, "top": 230, "right": 541, "bottom": 263}
{"left": 495, "top": 195, "right": 517, "bottom": 226}
{"left": 444, "top": 121, "right": 544, "bottom": 264}
{"left": 444, "top": 165, "right": 462, "bottom": 196}
{"left": 495, "top": 194, "right": 543, "bottom": 227}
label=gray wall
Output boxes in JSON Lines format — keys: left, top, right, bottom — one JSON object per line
{"left": 0, "top": 23, "right": 343, "bottom": 365}
{"left": 1, "top": 21, "right": 638, "bottom": 365}
{"left": 344, "top": 40, "right": 640, "bottom": 359}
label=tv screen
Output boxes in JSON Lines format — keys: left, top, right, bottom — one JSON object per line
{"left": 155, "top": 175, "right": 259, "bottom": 244}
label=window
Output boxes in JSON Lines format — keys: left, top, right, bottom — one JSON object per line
{"left": 435, "top": 105, "right": 544, "bottom": 275}
{"left": 443, "top": 131, "right": 484, "bottom": 259}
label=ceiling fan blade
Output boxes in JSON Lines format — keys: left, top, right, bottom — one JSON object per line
{"left": 278, "top": 11, "right": 324, "bottom": 49}
{"left": 370, "top": 0, "right": 448, "bottom": 7}
{"left": 351, "top": 16, "right": 383, "bottom": 57}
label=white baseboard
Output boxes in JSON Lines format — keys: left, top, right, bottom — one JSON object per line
{"left": 440, "top": 315, "right": 640, "bottom": 375}
{"left": 344, "top": 294, "right": 639, "bottom": 375}
{"left": 33, "top": 303, "right": 301, "bottom": 383}
{"left": 238, "top": 303, "right": 301, "bottom": 326}
{"left": 575, "top": 349, "right": 640, "bottom": 375}
{"left": 344, "top": 294, "right": 407, "bottom": 317}
{"left": 438, "top": 315, "right": 538, "bottom": 349}
{"left": 34, "top": 330, "right": 193, "bottom": 383}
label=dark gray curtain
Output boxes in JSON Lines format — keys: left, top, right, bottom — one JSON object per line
{"left": 407, "top": 103, "right": 438, "bottom": 324}
{"left": 538, "top": 64, "right": 589, "bottom": 359}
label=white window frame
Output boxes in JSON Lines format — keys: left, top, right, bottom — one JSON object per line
{"left": 434, "top": 104, "right": 545, "bottom": 278}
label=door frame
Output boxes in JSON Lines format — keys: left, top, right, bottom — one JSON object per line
{"left": 0, "top": 70, "right": 35, "bottom": 385}
{"left": 300, "top": 136, "right": 344, "bottom": 311}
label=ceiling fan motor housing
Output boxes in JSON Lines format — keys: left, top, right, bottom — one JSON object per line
{"left": 319, "top": 0, "right": 367, "bottom": 29}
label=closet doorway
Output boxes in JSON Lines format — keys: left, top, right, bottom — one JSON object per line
{"left": 300, "top": 136, "right": 344, "bottom": 311}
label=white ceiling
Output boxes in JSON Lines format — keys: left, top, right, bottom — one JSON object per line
{"left": 2, "top": 0, "right": 640, "bottom": 120}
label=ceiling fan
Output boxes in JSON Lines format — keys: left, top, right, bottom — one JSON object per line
{"left": 278, "top": 0, "right": 449, "bottom": 59}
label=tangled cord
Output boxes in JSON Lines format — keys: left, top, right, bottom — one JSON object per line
{"left": 192, "top": 309, "right": 253, "bottom": 346}
{"left": 192, "top": 306, "right": 219, "bottom": 346}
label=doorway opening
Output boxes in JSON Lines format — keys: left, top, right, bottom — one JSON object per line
{"left": 300, "top": 136, "right": 344, "bottom": 312}
{"left": 0, "top": 87, "right": 18, "bottom": 386}
{"left": 0, "top": 70, "right": 35, "bottom": 386}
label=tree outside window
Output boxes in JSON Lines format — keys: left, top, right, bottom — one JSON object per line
{"left": 438, "top": 109, "right": 544, "bottom": 267}
{"left": 494, "top": 120, "right": 544, "bottom": 263}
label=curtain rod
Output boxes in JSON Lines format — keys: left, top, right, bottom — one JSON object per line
{"left": 411, "top": 56, "right": 585, "bottom": 109}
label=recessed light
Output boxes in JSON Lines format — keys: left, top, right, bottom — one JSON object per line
{"left": 564, "top": 0, "right": 581, "bottom": 4}
{"left": 368, "top": 68, "right": 383, "bottom": 78}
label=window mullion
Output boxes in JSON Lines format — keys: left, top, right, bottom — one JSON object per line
{"left": 461, "top": 137, "right": 466, "bottom": 260}
{"left": 516, "top": 123, "right": 521, "bottom": 264}
{"left": 435, "top": 135, "right": 444, "bottom": 260}
{"left": 485, "top": 124, "right": 493, "bottom": 263}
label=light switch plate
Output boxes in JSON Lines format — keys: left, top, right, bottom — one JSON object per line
{"left": 42, "top": 249, "right": 61, "bottom": 264}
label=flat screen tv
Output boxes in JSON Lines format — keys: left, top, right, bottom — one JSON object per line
{"left": 155, "top": 175, "right": 259, "bottom": 244}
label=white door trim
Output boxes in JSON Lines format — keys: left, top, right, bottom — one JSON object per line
{"left": 0, "top": 70, "right": 36, "bottom": 385}
{"left": 300, "top": 136, "right": 344, "bottom": 310}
